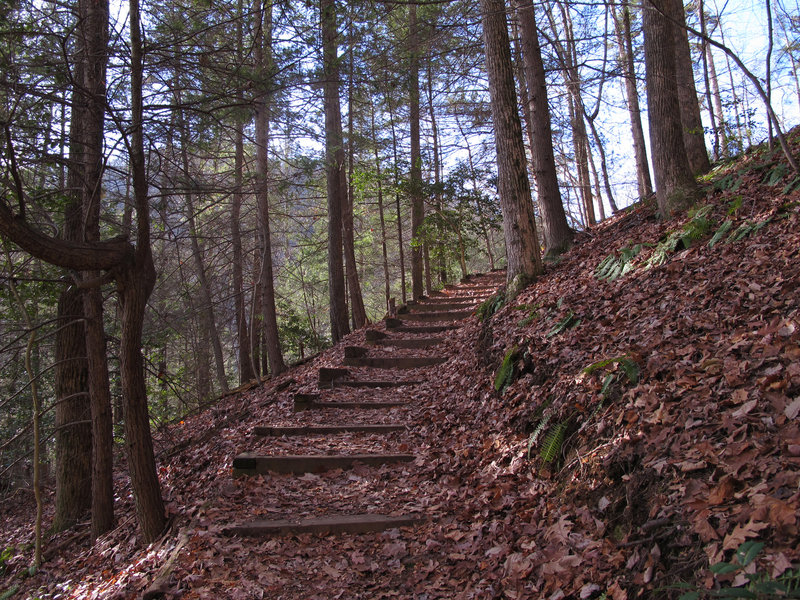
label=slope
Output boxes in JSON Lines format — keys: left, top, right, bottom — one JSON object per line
{"left": 1, "top": 136, "right": 800, "bottom": 599}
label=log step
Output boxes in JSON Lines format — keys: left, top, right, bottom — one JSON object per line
{"left": 223, "top": 513, "right": 423, "bottom": 537}
{"left": 400, "top": 302, "right": 478, "bottom": 313}
{"left": 384, "top": 320, "right": 460, "bottom": 334}
{"left": 395, "top": 310, "right": 473, "bottom": 322}
{"left": 342, "top": 356, "right": 447, "bottom": 369}
{"left": 367, "top": 337, "right": 443, "bottom": 349}
{"left": 232, "top": 453, "right": 415, "bottom": 475}
{"left": 254, "top": 424, "right": 406, "bottom": 436}
{"left": 294, "top": 396, "right": 407, "bottom": 411}
{"left": 335, "top": 380, "right": 422, "bottom": 388}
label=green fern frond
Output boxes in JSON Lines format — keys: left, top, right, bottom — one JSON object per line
{"left": 540, "top": 422, "right": 567, "bottom": 464}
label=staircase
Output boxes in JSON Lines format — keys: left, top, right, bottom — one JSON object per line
{"left": 223, "top": 272, "right": 504, "bottom": 538}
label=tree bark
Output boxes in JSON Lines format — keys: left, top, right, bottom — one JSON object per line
{"left": 642, "top": 0, "right": 700, "bottom": 218}
{"left": 232, "top": 0, "right": 254, "bottom": 385}
{"left": 253, "top": 0, "right": 285, "bottom": 375}
{"left": 408, "top": 2, "right": 424, "bottom": 301}
{"left": 479, "top": 0, "right": 542, "bottom": 294}
{"left": 320, "top": 0, "right": 350, "bottom": 342}
{"left": 513, "top": 0, "right": 573, "bottom": 257}
{"left": 345, "top": 43, "right": 367, "bottom": 328}
{"left": 671, "top": 0, "right": 711, "bottom": 175}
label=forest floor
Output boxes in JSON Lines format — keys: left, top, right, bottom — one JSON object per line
{"left": 3, "top": 134, "right": 800, "bottom": 599}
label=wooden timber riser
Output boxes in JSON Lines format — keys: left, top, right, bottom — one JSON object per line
{"left": 366, "top": 337, "right": 444, "bottom": 349}
{"left": 232, "top": 452, "right": 415, "bottom": 476}
{"left": 293, "top": 398, "right": 407, "bottom": 411}
{"left": 394, "top": 310, "right": 473, "bottom": 322}
{"left": 254, "top": 424, "right": 407, "bottom": 436}
{"left": 342, "top": 356, "right": 447, "bottom": 369}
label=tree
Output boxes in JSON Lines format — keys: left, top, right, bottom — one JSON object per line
{"left": 253, "top": 0, "right": 286, "bottom": 375}
{"left": 512, "top": 0, "right": 573, "bottom": 258}
{"left": 0, "top": 0, "right": 167, "bottom": 543}
{"left": 321, "top": 0, "right": 350, "bottom": 342}
{"left": 479, "top": 0, "right": 542, "bottom": 294}
{"left": 642, "top": 0, "right": 699, "bottom": 218}
{"left": 408, "top": 2, "right": 425, "bottom": 301}
{"left": 671, "top": 0, "right": 711, "bottom": 175}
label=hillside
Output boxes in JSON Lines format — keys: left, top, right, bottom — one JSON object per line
{"left": 2, "top": 137, "right": 800, "bottom": 599}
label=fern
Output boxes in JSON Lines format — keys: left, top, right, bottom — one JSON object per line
{"left": 527, "top": 410, "right": 553, "bottom": 458}
{"left": 708, "top": 220, "right": 733, "bottom": 248}
{"left": 494, "top": 345, "right": 518, "bottom": 393}
{"left": 547, "top": 311, "right": 580, "bottom": 337}
{"left": 540, "top": 422, "right": 567, "bottom": 464}
{"left": 477, "top": 290, "right": 506, "bottom": 322}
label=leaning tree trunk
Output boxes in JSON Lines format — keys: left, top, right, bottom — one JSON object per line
{"left": 480, "top": 0, "right": 542, "bottom": 295}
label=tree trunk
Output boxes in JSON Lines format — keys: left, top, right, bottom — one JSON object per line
{"left": 388, "top": 102, "right": 407, "bottom": 304}
{"left": 253, "top": 0, "right": 285, "bottom": 374}
{"left": 479, "top": 0, "right": 542, "bottom": 294}
{"left": 408, "top": 2, "right": 424, "bottom": 301}
{"left": 371, "top": 105, "right": 391, "bottom": 311}
{"left": 126, "top": 0, "right": 166, "bottom": 542}
{"left": 671, "top": 0, "right": 711, "bottom": 175}
{"left": 320, "top": 0, "right": 350, "bottom": 342}
{"left": 642, "top": 0, "right": 700, "bottom": 218}
{"left": 513, "top": 0, "right": 573, "bottom": 257}
{"left": 53, "top": 286, "right": 92, "bottom": 532}
{"left": 345, "top": 43, "right": 367, "bottom": 328}
{"left": 233, "top": 0, "right": 254, "bottom": 385}
{"left": 698, "top": 0, "right": 721, "bottom": 161}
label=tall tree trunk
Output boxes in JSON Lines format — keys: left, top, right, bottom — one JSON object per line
{"left": 233, "top": 0, "right": 254, "bottom": 384}
{"left": 53, "top": 286, "right": 92, "bottom": 532}
{"left": 254, "top": 0, "right": 285, "bottom": 374}
{"left": 479, "top": 0, "right": 542, "bottom": 295}
{"left": 125, "top": 0, "right": 166, "bottom": 542}
{"left": 344, "top": 43, "right": 367, "bottom": 328}
{"left": 408, "top": 2, "right": 424, "bottom": 301}
{"left": 79, "top": 0, "right": 114, "bottom": 539}
{"left": 671, "top": 0, "right": 711, "bottom": 175}
{"left": 321, "top": 0, "right": 350, "bottom": 342}
{"left": 611, "top": 1, "right": 653, "bottom": 198}
{"left": 642, "top": 0, "right": 700, "bottom": 218}
{"left": 388, "top": 100, "right": 407, "bottom": 304}
{"left": 514, "top": 0, "right": 573, "bottom": 256}
{"left": 426, "top": 61, "right": 446, "bottom": 284}
{"left": 371, "top": 105, "right": 391, "bottom": 311}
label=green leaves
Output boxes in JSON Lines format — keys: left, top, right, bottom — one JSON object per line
{"left": 494, "top": 345, "right": 518, "bottom": 393}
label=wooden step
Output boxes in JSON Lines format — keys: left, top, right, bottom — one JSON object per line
{"left": 294, "top": 395, "right": 407, "bottom": 411}
{"left": 334, "top": 380, "right": 422, "bottom": 388}
{"left": 223, "top": 513, "right": 423, "bottom": 537}
{"left": 384, "top": 321, "right": 459, "bottom": 334}
{"left": 400, "top": 302, "right": 478, "bottom": 313}
{"left": 367, "top": 337, "right": 443, "bottom": 349}
{"left": 319, "top": 367, "right": 350, "bottom": 386}
{"left": 394, "top": 310, "right": 473, "bottom": 322}
{"left": 232, "top": 452, "right": 415, "bottom": 475}
{"left": 254, "top": 424, "right": 406, "bottom": 436}
{"left": 342, "top": 356, "right": 447, "bottom": 369}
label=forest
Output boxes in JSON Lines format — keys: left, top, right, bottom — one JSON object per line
{"left": 1, "top": 0, "right": 800, "bottom": 595}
